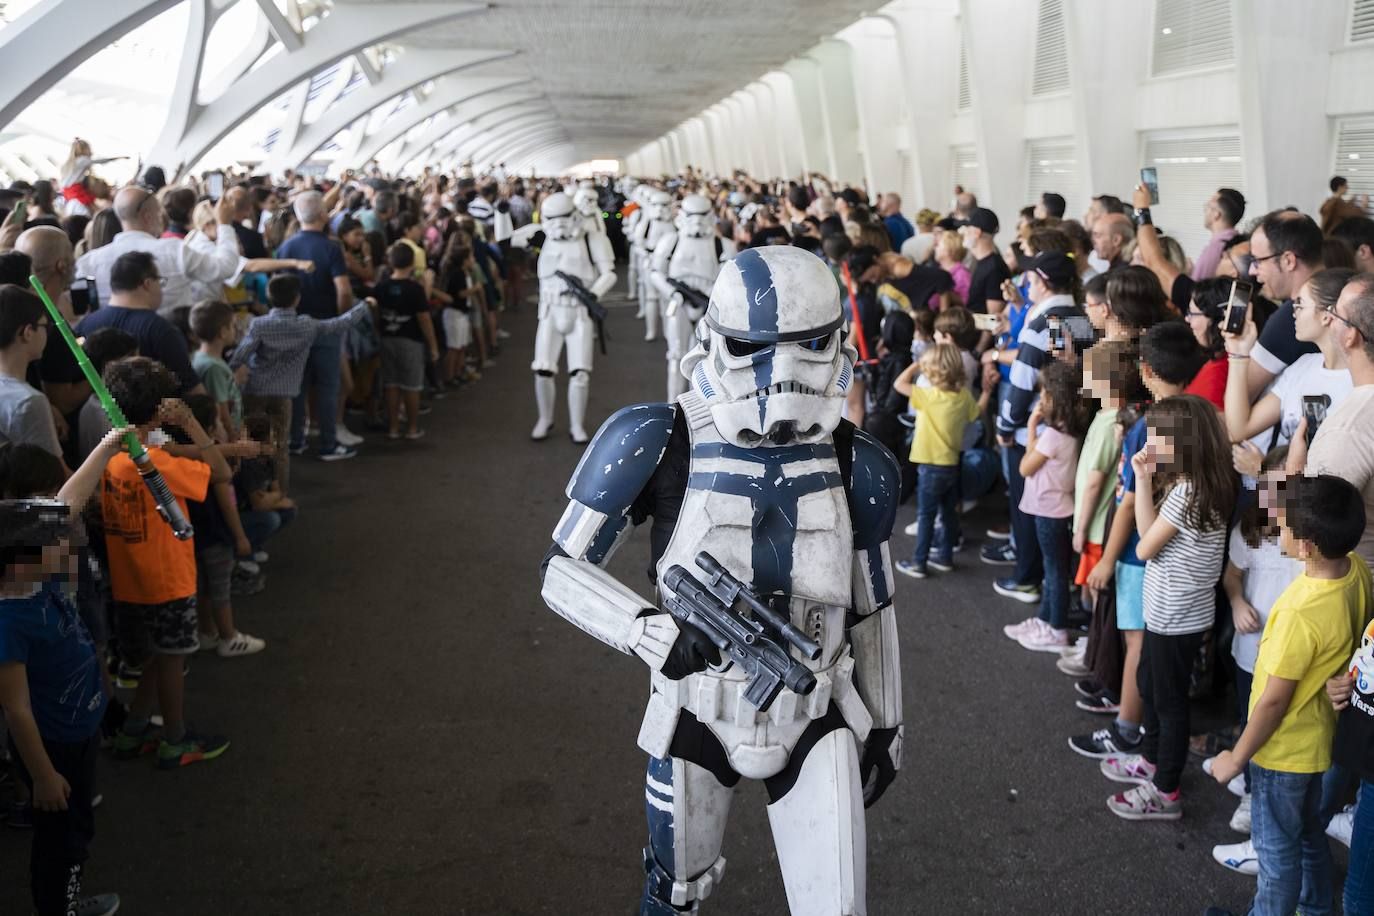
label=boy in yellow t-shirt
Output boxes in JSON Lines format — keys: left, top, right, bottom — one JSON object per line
{"left": 891, "top": 343, "right": 990, "bottom": 578}
{"left": 1207, "top": 474, "right": 1371, "bottom": 916}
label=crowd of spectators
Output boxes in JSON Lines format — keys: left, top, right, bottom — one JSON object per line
{"left": 0, "top": 148, "right": 549, "bottom": 914}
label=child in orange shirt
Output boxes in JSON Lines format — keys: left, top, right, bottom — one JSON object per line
{"left": 101, "top": 357, "right": 233, "bottom": 769}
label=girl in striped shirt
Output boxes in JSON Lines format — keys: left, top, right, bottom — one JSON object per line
{"left": 1102, "top": 394, "right": 1236, "bottom": 822}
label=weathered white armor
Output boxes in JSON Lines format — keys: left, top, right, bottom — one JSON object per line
{"left": 649, "top": 194, "right": 724, "bottom": 401}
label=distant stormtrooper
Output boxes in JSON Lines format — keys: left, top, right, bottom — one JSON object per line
{"left": 541, "top": 245, "right": 903, "bottom": 916}
{"left": 573, "top": 181, "right": 606, "bottom": 238}
{"left": 636, "top": 189, "right": 675, "bottom": 342}
{"left": 626, "top": 183, "right": 652, "bottom": 306}
{"left": 510, "top": 191, "right": 616, "bottom": 443}
{"left": 649, "top": 193, "right": 730, "bottom": 400}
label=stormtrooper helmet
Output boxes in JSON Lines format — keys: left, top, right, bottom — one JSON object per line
{"left": 681, "top": 246, "right": 855, "bottom": 448}
{"left": 540, "top": 192, "right": 582, "bottom": 242}
{"left": 676, "top": 194, "right": 714, "bottom": 239}
{"left": 573, "top": 183, "right": 599, "bottom": 219}
{"left": 647, "top": 189, "right": 673, "bottom": 223}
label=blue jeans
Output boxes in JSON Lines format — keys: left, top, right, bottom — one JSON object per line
{"left": 239, "top": 508, "right": 296, "bottom": 553}
{"left": 911, "top": 464, "right": 959, "bottom": 566}
{"left": 290, "top": 335, "right": 343, "bottom": 453}
{"left": 1248, "top": 764, "right": 1333, "bottom": 916}
{"left": 1346, "top": 780, "right": 1374, "bottom": 915}
{"left": 1033, "top": 514, "right": 1072, "bottom": 629}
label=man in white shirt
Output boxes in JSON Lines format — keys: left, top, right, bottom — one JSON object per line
{"left": 75, "top": 186, "right": 244, "bottom": 317}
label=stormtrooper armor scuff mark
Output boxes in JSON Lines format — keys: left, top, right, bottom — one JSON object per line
{"left": 648, "top": 194, "right": 730, "bottom": 402}
{"left": 511, "top": 191, "right": 616, "bottom": 443}
{"left": 540, "top": 246, "right": 903, "bottom": 915}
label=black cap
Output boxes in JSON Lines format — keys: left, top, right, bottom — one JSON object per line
{"left": 1027, "top": 251, "right": 1077, "bottom": 287}
{"left": 960, "top": 207, "right": 999, "bottom": 235}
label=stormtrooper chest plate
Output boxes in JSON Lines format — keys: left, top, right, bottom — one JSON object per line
{"left": 656, "top": 432, "right": 854, "bottom": 612}
{"left": 668, "top": 237, "right": 719, "bottom": 291}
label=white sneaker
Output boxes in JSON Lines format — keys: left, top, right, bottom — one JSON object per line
{"left": 1328, "top": 804, "right": 1355, "bottom": 848}
{"left": 197, "top": 632, "right": 219, "bottom": 651}
{"left": 1212, "top": 839, "right": 1258, "bottom": 876}
{"left": 217, "top": 632, "right": 266, "bottom": 658}
{"left": 1060, "top": 642, "right": 1087, "bottom": 660}
{"left": 1018, "top": 625, "right": 1070, "bottom": 653}
{"left": 1003, "top": 617, "right": 1042, "bottom": 640}
{"left": 1230, "top": 792, "right": 1252, "bottom": 834}
{"left": 335, "top": 425, "right": 364, "bottom": 447}
{"left": 1057, "top": 654, "right": 1093, "bottom": 677}
{"left": 903, "top": 520, "right": 918, "bottom": 537}
{"left": 252, "top": 550, "right": 269, "bottom": 564}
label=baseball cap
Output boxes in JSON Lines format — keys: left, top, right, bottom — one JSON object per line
{"left": 1027, "top": 251, "right": 1077, "bottom": 287}
{"left": 960, "top": 207, "right": 999, "bottom": 235}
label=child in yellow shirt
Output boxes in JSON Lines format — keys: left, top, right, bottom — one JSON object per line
{"left": 1207, "top": 474, "right": 1370, "bottom": 916}
{"left": 892, "top": 343, "right": 990, "bottom": 578}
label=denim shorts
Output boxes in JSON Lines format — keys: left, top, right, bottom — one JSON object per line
{"left": 1115, "top": 561, "right": 1146, "bottom": 631}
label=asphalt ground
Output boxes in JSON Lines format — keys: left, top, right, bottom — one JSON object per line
{"left": 1, "top": 277, "right": 1348, "bottom": 915}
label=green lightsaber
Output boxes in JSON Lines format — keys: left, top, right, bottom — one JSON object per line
{"left": 28, "top": 275, "right": 194, "bottom": 540}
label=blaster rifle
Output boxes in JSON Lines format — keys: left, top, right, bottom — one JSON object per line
{"left": 554, "top": 270, "right": 608, "bottom": 355}
{"left": 27, "top": 275, "right": 194, "bottom": 539}
{"left": 660, "top": 551, "right": 821, "bottom": 712}
{"left": 663, "top": 276, "right": 710, "bottom": 317}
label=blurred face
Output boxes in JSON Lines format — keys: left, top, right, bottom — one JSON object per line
{"left": 1143, "top": 428, "right": 1175, "bottom": 472}
{"left": 1203, "top": 194, "right": 1222, "bottom": 231}
{"left": 1248, "top": 227, "right": 1290, "bottom": 299}
{"left": 1092, "top": 220, "right": 1121, "bottom": 261}
{"left": 1085, "top": 292, "right": 1109, "bottom": 330}
{"left": 1082, "top": 362, "right": 1114, "bottom": 403}
{"left": 1291, "top": 279, "right": 1332, "bottom": 343}
{"left": 342, "top": 227, "right": 364, "bottom": 248}
{"left": 1027, "top": 271, "right": 1049, "bottom": 305}
{"left": 1083, "top": 200, "right": 1104, "bottom": 231}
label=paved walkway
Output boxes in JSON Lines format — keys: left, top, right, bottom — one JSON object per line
{"left": 2, "top": 283, "right": 1300, "bottom": 914}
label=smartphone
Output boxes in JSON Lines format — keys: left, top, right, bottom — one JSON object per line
{"left": 972, "top": 312, "right": 1000, "bottom": 333}
{"left": 69, "top": 276, "right": 98, "bottom": 316}
{"left": 1140, "top": 167, "right": 1159, "bottom": 205}
{"left": 1224, "top": 279, "right": 1254, "bottom": 335}
{"left": 1047, "top": 315, "right": 1064, "bottom": 351}
{"left": 206, "top": 172, "right": 225, "bottom": 201}
{"left": 1302, "top": 394, "right": 1331, "bottom": 446}
{"left": 9, "top": 198, "right": 27, "bottom": 227}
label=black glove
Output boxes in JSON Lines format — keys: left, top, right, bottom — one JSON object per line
{"left": 659, "top": 617, "right": 721, "bottom": 681}
{"left": 859, "top": 727, "right": 900, "bottom": 808}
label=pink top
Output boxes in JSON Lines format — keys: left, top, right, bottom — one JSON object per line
{"left": 1018, "top": 425, "right": 1078, "bottom": 519}
{"left": 931, "top": 262, "right": 971, "bottom": 309}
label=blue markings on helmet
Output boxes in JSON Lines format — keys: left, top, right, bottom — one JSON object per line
{"left": 734, "top": 248, "right": 778, "bottom": 426}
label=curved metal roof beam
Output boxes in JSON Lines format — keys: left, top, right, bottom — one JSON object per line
{"left": 464, "top": 123, "right": 567, "bottom": 169}
{"left": 148, "top": 1, "right": 491, "bottom": 177}
{"left": 367, "top": 92, "right": 546, "bottom": 173}
{"left": 430, "top": 107, "right": 553, "bottom": 167}
{"left": 263, "top": 50, "right": 521, "bottom": 174}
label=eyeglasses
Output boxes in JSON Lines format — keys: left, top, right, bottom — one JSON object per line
{"left": 144, "top": 276, "right": 166, "bottom": 287}
{"left": 1327, "top": 307, "right": 1369, "bottom": 340}
{"left": 1250, "top": 252, "right": 1281, "bottom": 266}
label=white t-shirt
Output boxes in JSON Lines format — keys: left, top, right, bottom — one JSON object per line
{"left": 1228, "top": 527, "right": 1303, "bottom": 673}
{"left": 1268, "top": 352, "right": 1353, "bottom": 447}
{"left": 1142, "top": 482, "right": 1228, "bottom": 635}
{"left": 1308, "top": 384, "right": 1374, "bottom": 569}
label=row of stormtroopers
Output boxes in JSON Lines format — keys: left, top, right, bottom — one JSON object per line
{"left": 630, "top": 188, "right": 675, "bottom": 341}
{"left": 648, "top": 194, "right": 731, "bottom": 400}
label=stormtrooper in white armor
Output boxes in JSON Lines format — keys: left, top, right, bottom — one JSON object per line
{"left": 510, "top": 191, "right": 616, "bottom": 443}
{"left": 541, "top": 246, "right": 903, "bottom": 916}
{"left": 573, "top": 181, "right": 607, "bottom": 239}
{"left": 625, "top": 183, "right": 651, "bottom": 307}
{"left": 648, "top": 194, "right": 727, "bottom": 401}
{"left": 636, "top": 189, "right": 675, "bottom": 342}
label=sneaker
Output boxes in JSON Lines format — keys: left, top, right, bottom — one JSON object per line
{"left": 112, "top": 728, "right": 159, "bottom": 760}
{"left": 993, "top": 578, "right": 1041, "bottom": 604}
{"left": 157, "top": 732, "right": 230, "bottom": 770}
{"left": 895, "top": 560, "right": 928, "bottom": 579}
{"left": 416, "top": 404, "right": 434, "bottom": 416}
{"left": 950, "top": 536, "right": 965, "bottom": 554}
{"left": 1212, "top": 839, "right": 1258, "bottom": 877}
{"left": 1327, "top": 804, "right": 1355, "bottom": 847}
{"left": 252, "top": 550, "right": 269, "bottom": 563}
{"left": 230, "top": 566, "right": 265, "bottom": 597}
{"left": 1099, "top": 754, "right": 1157, "bottom": 786}
{"left": 114, "top": 662, "right": 142, "bottom": 690}
{"left": 1057, "top": 654, "right": 1093, "bottom": 677}
{"left": 335, "top": 426, "right": 364, "bottom": 447}
{"left": 927, "top": 558, "right": 954, "bottom": 573}
{"left": 73, "top": 894, "right": 121, "bottom": 916}
{"left": 980, "top": 542, "right": 1017, "bottom": 566}
{"left": 197, "top": 632, "right": 219, "bottom": 651}
{"left": 317, "top": 444, "right": 357, "bottom": 462}
{"left": 1074, "top": 678, "right": 1104, "bottom": 699}
{"left": 1069, "top": 724, "right": 1141, "bottom": 759}
{"left": 985, "top": 525, "right": 1011, "bottom": 540}
{"left": 1075, "top": 694, "right": 1120, "bottom": 715}
{"left": 217, "top": 632, "right": 266, "bottom": 658}
{"left": 1003, "top": 617, "right": 1043, "bottom": 640}
{"left": 288, "top": 443, "right": 308, "bottom": 456}
{"left": 405, "top": 429, "right": 426, "bottom": 441}
{"left": 1106, "top": 782, "right": 1181, "bottom": 821}
{"left": 1060, "top": 642, "right": 1087, "bottom": 661}
{"left": 902, "top": 520, "right": 918, "bottom": 536}
{"left": 1229, "top": 792, "right": 1252, "bottom": 834}
{"left": 1018, "top": 625, "right": 1070, "bottom": 653}
{"left": 961, "top": 498, "right": 978, "bottom": 514}
{"left": 497, "top": 328, "right": 512, "bottom": 339}
{"left": 235, "top": 558, "right": 261, "bottom": 576}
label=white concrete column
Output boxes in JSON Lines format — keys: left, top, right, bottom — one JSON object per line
{"left": 810, "top": 41, "right": 864, "bottom": 186}
{"left": 960, "top": 0, "right": 1038, "bottom": 218}
{"left": 762, "top": 71, "right": 808, "bottom": 179}
{"left": 838, "top": 17, "right": 907, "bottom": 201}
{"left": 880, "top": 0, "right": 961, "bottom": 210}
